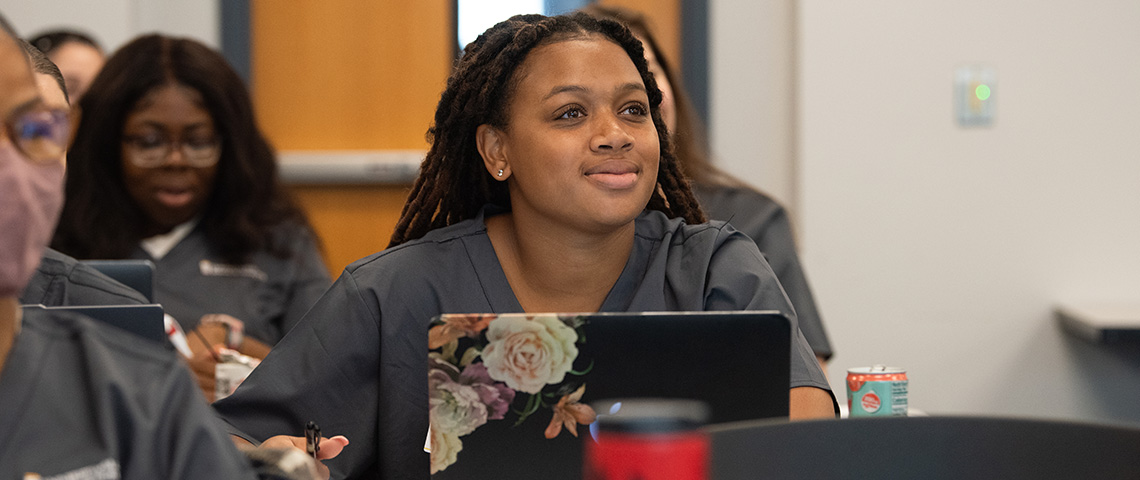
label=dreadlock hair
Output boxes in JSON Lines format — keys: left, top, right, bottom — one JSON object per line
{"left": 389, "top": 12, "right": 705, "bottom": 247}
{"left": 52, "top": 34, "right": 315, "bottom": 265}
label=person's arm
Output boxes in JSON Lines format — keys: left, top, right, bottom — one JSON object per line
{"left": 748, "top": 200, "right": 834, "bottom": 364}
{"left": 705, "top": 227, "right": 840, "bottom": 415}
{"left": 280, "top": 228, "right": 334, "bottom": 334}
{"left": 153, "top": 358, "right": 259, "bottom": 479}
{"left": 214, "top": 271, "right": 382, "bottom": 478}
{"left": 789, "top": 386, "right": 836, "bottom": 420}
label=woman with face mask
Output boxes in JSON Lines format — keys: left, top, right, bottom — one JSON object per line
{"left": 14, "top": 37, "right": 150, "bottom": 308}
{"left": 0, "top": 23, "right": 255, "bottom": 479}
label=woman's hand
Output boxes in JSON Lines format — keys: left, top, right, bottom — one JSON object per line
{"left": 185, "top": 346, "right": 219, "bottom": 402}
{"left": 198, "top": 314, "right": 272, "bottom": 359}
{"left": 184, "top": 322, "right": 229, "bottom": 402}
{"left": 260, "top": 434, "right": 350, "bottom": 480}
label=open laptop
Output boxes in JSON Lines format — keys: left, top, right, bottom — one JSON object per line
{"left": 428, "top": 311, "right": 792, "bottom": 479}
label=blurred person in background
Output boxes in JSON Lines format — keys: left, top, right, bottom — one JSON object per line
{"left": 51, "top": 34, "right": 332, "bottom": 401}
{"left": 16, "top": 33, "right": 151, "bottom": 308}
{"left": 0, "top": 14, "right": 256, "bottom": 478}
{"left": 583, "top": 4, "right": 835, "bottom": 372}
{"left": 28, "top": 29, "right": 105, "bottom": 102}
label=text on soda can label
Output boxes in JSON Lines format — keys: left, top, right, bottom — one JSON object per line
{"left": 847, "top": 365, "right": 907, "bottom": 417}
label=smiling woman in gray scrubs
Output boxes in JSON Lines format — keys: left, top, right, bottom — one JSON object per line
{"left": 216, "top": 13, "right": 837, "bottom": 480}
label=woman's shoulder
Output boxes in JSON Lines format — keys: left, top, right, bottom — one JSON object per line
{"left": 634, "top": 209, "right": 740, "bottom": 247}
{"left": 22, "top": 307, "right": 181, "bottom": 377}
{"left": 692, "top": 181, "right": 785, "bottom": 220}
{"left": 264, "top": 220, "right": 319, "bottom": 244}
{"left": 691, "top": 182, "right": 790, "bottom": 244}
{"left": 345, "top": 215, "right": 488, "bottom": 276}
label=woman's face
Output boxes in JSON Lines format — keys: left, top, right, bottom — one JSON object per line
{"left": 485, "top": 36, "right": 660, "bottom": 233}
{"left": 47, "top": 41, "right": 104, "bottom": 101}
{"left": 638, "top": 35, "right": 676, "bottom": 133}
{"left": 120, "top": 84, "right": 219, "bottom": 233}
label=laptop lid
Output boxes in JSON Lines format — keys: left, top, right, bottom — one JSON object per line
{"left": 23, "top": 304, "right": 167, "bottom": 344}
{"left": 81, "top": 259, "right": 156, "bottom": 302}
{"left": 428, "top": 311, "right": 791, "bottom": 479}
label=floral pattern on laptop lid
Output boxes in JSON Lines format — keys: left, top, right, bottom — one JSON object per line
{"left": 428, "top": 313, "right": 596, "bottom": 474}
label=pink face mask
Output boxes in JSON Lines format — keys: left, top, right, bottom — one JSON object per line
{"left": 0, "top": 141, "right": 65, "bottom": 296}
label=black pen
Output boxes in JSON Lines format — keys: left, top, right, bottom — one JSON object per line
{"left": 305, "top": 421, "right": 321, "bottom": 460}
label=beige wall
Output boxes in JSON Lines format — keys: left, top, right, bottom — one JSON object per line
{"left": 794, "top": 0, "right": 1140, "bottom": 422}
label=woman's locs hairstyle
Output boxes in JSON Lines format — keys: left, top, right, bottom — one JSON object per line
{"left": 388, "top": 12, "right": 706, "bottom": 248}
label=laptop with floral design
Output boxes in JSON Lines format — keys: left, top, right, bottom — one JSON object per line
{"left": 428, "top": 311, "right": 792, "bottom": 479}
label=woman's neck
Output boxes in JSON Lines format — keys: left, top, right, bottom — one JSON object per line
{"left": 0, "top": 297, "right": 21, "bottom": 376}
{"left": 486, "top": 212, "right": 635, "bottom": 313}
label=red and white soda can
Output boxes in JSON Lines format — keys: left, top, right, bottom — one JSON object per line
{"left": 847, "top": 365, "right": 908, "bottom": 417}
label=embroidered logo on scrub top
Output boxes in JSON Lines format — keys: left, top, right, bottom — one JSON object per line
{"left": 199, "top": 259, "right": 268, "bottom": 281}
{"left": 25, "top": 458, "right": 120, "bottom": 480}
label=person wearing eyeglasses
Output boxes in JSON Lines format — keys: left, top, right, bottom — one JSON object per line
{"left": 13, "top": 36, "right": 151, "bottom": 308}
{"left": 0, "top": 17, "right": 259, "bottom": 478}
{"left": 50, "top": 34, "right": 331, "bottom": 401}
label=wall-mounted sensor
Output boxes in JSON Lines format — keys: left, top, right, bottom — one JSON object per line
{"left": 955, "top": 65, "right": 996, "bottom": 127}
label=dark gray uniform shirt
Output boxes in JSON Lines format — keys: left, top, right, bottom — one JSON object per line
{"left": 20, "top": 248, "right": 148, "bottom": 307}
{"left": 129, "top": 223, "right": 331, "bottom": 345}
{"left": 214, "top": 207, "right": 833, "bottom": 479}
{"left": 0, "top": 308, "right": 255, "bottom": 479}
{"left": 693, "top": 182, "right": 834, "bottom": 359}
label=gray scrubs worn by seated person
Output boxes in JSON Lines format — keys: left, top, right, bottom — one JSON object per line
{"left": 131, "top": 221, "right": 330, "bottom": 344}
{"left": 214, "top": 205, "right": 836, "bottom": 479}
{"left": 20, "top": 247, "right": 148, "bottom": 306}
{"left": 0, "top": 308, "right": 255, "bottom": 478}
{"left": 693, "top": 183, "right": 834, "bottom": 359}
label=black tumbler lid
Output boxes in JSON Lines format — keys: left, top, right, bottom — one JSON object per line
{"left": 591, "top": 398, "right": 710, "bottom": 434}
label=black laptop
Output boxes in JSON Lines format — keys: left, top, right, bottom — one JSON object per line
{"left": 427, "top": 311, "right": 792, "bottom": 479}
{"left": 23, "top": 304, "right": 167, "bottom": 344}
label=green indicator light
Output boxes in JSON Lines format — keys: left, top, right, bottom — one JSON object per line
{"left": 975, "top": 84, "right": 991, "bottom": 101}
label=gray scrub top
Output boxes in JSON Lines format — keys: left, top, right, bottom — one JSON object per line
{"left": 0, "top": 308, "right": 255, "bottom": 479}
{"left": 20, "top": 247, "right": 148, "bottom": 307}
{"left": 693, "top": 182, "right": 834, "bottom": 359}
{"left": 129, "top": 222, "right": 331, "bottom": 345}
{"left": 214, "top": 206, "right": 834, "bottom": 479}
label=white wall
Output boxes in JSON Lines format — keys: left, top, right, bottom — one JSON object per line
{"left": 795, "top": 1, "right": 1140, "bottom": 424}
{"left": 709, "top": 0, "right": 798, "bottom": 212}
{"left": 0, "top": 0, "right": 218, "bottom": 52}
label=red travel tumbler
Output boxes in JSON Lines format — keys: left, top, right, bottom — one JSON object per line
{"left": 584, "top": 399, "right": 710, "bottom": 480}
